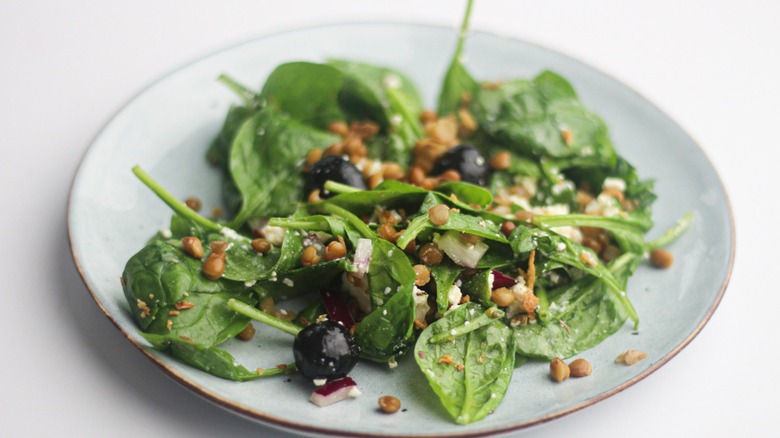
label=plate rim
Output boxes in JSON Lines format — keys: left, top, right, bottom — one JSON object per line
{"left": 66, "top": 20, "right": 736, "bottom": 437}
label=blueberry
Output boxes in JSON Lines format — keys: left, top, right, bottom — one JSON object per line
{"left": 293, "top": 320, "right": 360, "bottom": 382}
{"left": 431, "top": 144, "right": 489, "bottom": 186}
{"left": 304, "top": 155, "right": 366, "bottom": 199}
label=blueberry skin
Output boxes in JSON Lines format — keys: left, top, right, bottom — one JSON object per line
{"left": 431, "top": 144, "right": 490, "bottom": 186}
{"left": 304, "top": 155, "right": 367, "bottom": 199}
{"left": 293, "top": 321, "right": 360, "bottom": 382}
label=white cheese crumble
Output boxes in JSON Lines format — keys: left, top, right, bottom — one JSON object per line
{"left": 260, "top": 225, "right": 285, "bottom": 246}
{"left": 160, "top": 228, "right": 172, "bottom": 239}
{"left": 603, "top": 177, "right": 627, "bottom": 192}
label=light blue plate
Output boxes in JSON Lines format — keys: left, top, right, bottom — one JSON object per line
{"left": 68, "top": 23, "right": 734, "bottom": 437}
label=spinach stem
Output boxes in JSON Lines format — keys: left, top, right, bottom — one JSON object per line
{"left": 319, "top": 202, "right": 374, "bottom": 238}
{"left": 227, "top": 299, "right": 301, "bottom": 336}
{"left": 255, "top": 363, "right": 298, "bottom": 378}
{"left": 131, "top": 165, "right": 223, "bottom": 233}
{"left": 456, "top": 0, "right": 475, "bottom": 60}
{"left": 533, "top": 214, "right": 650, "bottom": 234}
{"left": 324, "top": 180, "right": 362, "bottom": 195}
{"left": 268, "top": 216, "right": 331, "bottom": 231}
{"left": 385, "top": 87, "right": 425, "bottom": 139}
{"left": 647, "top": 211, "right": 694, "bottom": 250}
{"left": 217, "top": 74, "right": 257, "bottom": 106}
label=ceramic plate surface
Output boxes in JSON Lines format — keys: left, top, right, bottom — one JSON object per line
{"left": 68, "top": 22, "right": 733, "bottom": 437}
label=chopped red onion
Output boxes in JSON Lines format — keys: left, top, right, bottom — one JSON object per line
{"left": 309, "top": 377, "right": 361, "bottom": 407}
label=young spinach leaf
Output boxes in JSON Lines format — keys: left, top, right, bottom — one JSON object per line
{"left": 415, "top": 302, "right": 515, "bottom": 424}
{"left": 141, "top": 333, "right": 293, "bottom": 382}
{"left": 437, "top": 0, "right": 478, "bottom": 116}
{"left": 229, "top": 107, "right": 339, "bottom": 225}
{"left": 122, "top": 241, "right": 255, "bottom": 347}
{"left": 260, "top": 62, "right": 346, "bottom": 130}
{"left": 512, "top": 253, "right": 638, "bottom": 359}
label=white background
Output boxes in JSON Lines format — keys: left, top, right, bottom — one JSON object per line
{"left": 1, "top": 1, "right": 777, "bottom": 437}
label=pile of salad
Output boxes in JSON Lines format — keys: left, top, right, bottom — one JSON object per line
{"left": 121, "top": 0, "right": 689, "bottom": 425}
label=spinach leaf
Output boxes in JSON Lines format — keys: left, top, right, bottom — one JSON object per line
{"left": 430, "top": 262, "right": 463, "bottom": 314}
{"left": 141, "top": 333, "right": 293, "bottom": 382}
{"left": 260, "top": 62, "right": 346, "bottom": 130}
{"left": 251, "top": 258, "right": 349, "bottom": 300}
{"left": 367, "top": 238, "right": 416, "bottom": 307}
{"left": 122, "top": 241, "right": 255, "bottom": 347}
{"left": 354, "top": 281, "right": 415, "bottom": 362}
{"left": 415, "top": 302, "right": 515, "bottom": 424}
{"left": 328, "top": 59, "right": 424, "bottom": 153}
{"left": 206, "top": 105, "right": 255, "bottom": 171}
{"left": 470, "top": 71, "right": 616, "bottom": 166}
{"left": 396, "top": 210, "right": 508, "bottom": 250}
{"left": 323, "top": 180, "right": 427, "bottom": 217}
{"left": 228, "top": 107, "right": 339, "bottom": 225}
{"left": 512, "top": 254, "right": 638, "bottom": 359}
{"left": 437, "top": 0, "right": 478, "bottom": 116}
{"left": 353, "top": 238, "right": 417, "bottom": 362}
{"left": 435, "top": 181, "right": 493, "bottom": 208}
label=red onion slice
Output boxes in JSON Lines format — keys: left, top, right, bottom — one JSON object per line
{"left": 491, "top": 270, "right": 517, "bottom": 289}
{"left": 309, "top": 377, "right": 361, "bottom": 407}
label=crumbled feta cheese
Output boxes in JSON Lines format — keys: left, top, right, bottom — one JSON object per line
{"left": 160, "top": 228, "right": 172, "bottom": 239}
{"left": 282, "top": 278, "right": 294, "bottom": 287}
{"left": 413, "top": 287, "right": 430, "bottom": 323}
{"left": 261, "top": 225, "right": 285, "bottom": 246}
{"left": 447, "top": 284, "right": 462, "bottom": 310}
{"left": 603, "top": 177, "right": 627, "bottom": 192}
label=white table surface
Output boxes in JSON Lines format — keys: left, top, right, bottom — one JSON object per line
{"left": 2, "top": 1, "right": 777, "bottom": 436}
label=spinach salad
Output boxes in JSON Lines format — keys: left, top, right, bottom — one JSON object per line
{"left": 121, "top": 0, "right": 690, "bottom": 425}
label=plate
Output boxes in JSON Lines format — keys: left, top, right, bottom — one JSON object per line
{"left": 68, "top": 22, "right": 733, "bottom": 437}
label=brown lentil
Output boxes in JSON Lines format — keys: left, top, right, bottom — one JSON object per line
{"left": 569, "top": 358, "right": 592, "bottom": 377}
{"left": 327, "top": 121, "right": 349, "bottom": 137}
{"left": 428, "top": 204, "right": 450, "bottom": 226}
{"left": 378, "top": 395, "right": 401, "bottom": 414}
{"left": 210, "top": 240, "right": 229, "bottom": 254}
{"left": 184, "top": 197, "right": 202, "bottom": 211}
{"left": 377, "top": 223, "right": 400, "bottom": 243}
{"left": 458, "top": 232, "right": 482, "bottom": 245}
{"left": 490, "top": 287, "right": 515, "bottom": 307}
{"left": 439, "top": 169, "right": 462, "bottom": 182}
{"left": 305, "top": 148, "right": 323, "bottom": 168}
{"left": 500, "top": 221, "right": 516, "bottom": 236}
{"left": 251, "top": 238, "right": 272, "bottom": 254}
{"left": 418, "top": 243, "right": 444, "bottom": 265}
{"left": 550, "top": 357, "right": 570, "bottom": 382}
{"left": 300, "top": 246, "right": 321, "bottom": 267}
{"left": 457, "top": 107, "right": 477, "bottom": 133}
{"left": 368, "top": 173, "right": 384, "bottom": 189}
{"left": 420, "top": 109, "right": 438, "bottom": 124}
{"left": 203, "top": 252, "right": 226, "bottom": 280}
{"left": 413, "top": 264, "right": 431, "bottom": 287}
{"left": 323, "top": 142, "right": 344, "bottom": 156}
{"left": 489, "top": 151, "right": 511, "bottom": 170}
{"left": 581, "top": 236, "right": 603, "bottom": 255}
{"left": 324, "top": 240, "right": 347, "bottom": 261}
{"left": 382, "top": 163, "right": 405, "bottom": 181}
{"left": 514, "top": 210, "right": 534, "bottom": 222}
{"left": 650, "top": 248, "right": 674, "bottom": 269}
{"left": 237, "top": 323, "right": 256, "bottom": 341}
{"left": 181, "top": 236, "right": 204, "bottom": 259}
{"left": 307, "top": 189, "right": 323, "bottom": 203}
{"left": 408, "top": 165, "right": 425, "bottom": 185}
{"left": 616, "top": 349, "right": 647, "bottom": 365}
